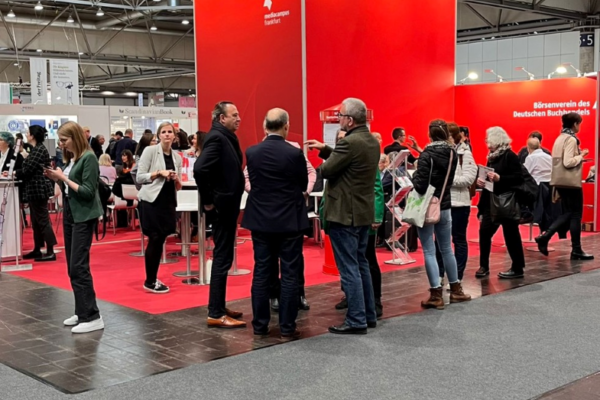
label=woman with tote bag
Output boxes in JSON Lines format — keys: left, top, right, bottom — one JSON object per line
{"left": 535, "top": 112, "right": 593, "bottom": 260}
{"left": 410, "top": 119, "right": 470, "bottom": 310}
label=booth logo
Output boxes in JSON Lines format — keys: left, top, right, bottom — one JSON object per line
{"left": 7, "top": 120, "right": 20, "bottom": 132}
{"left": 263, "top": 0, "right": 290, "bottom": 26}
{"left": 116, "top": 107, "right": 174, "bottom": 116}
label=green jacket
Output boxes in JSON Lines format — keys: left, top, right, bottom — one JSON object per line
{"left": 66, "top": 151, "right": 103, "bottom": 223}
{"left": 320, "top": 169, "right": 384, "bottom": 236}
{"left": 319, "top": 125, "right": 380, "bottom": 226}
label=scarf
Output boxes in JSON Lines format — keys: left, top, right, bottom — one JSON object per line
{"left": 561, "top": 128, "right": 580, "bottom": 145}
{"left": 487, "top": 144, "right": 511, "bottom": 161}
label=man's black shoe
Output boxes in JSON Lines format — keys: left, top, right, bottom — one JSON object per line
{"left": 475, "top": 267, "right": 489, "bottom": 278}
{"left": 367, "top": 321, "right": 377, "bottom": 328}
{"left": 334, "top": 296, "right": 348, "bottom": 310}
{"left": 328, "top": 324, "right": 367, "bottom": 335}
{"left": 298, "top": 296, "right": 310, "bottom": 311}
{"left": 270, "top": 298, "right": 279, "bottom": 312}
{"left": 498, "top": 269, "right": 524, "bottom": 279}
{"left": 35, "top": 253, "right": 56, "bottom": 262}
{"left": 23, "top": 250, "right": 42, "bottom": 260}
{"left": 280, "top": 329, "right": 301, "bottom": 340}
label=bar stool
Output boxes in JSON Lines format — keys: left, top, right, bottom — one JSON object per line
{"left": 173, "top": 191, "right": 200, "bottom": 278}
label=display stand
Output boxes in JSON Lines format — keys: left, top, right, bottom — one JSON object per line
{"left": 384, "top": 150, "right": 416, "bottom": 266}
{"left": 1, "top": 139, "right": 32, "bottom": 272}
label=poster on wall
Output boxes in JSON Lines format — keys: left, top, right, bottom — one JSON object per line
{"left": 29, "top": 58, "right": 47, "bottom": 105}
{"left": 49, "top": 59, "right": 79, "bottom": 105}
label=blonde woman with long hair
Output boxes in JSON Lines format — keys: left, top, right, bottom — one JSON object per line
{"left": 44, "top": 121, "right": 104, "bottom": 334}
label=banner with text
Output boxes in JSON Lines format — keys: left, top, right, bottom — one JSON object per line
{"left": 49, "top": 59, "right": 79, "bottom": 105}
{"left": 29, "top": 58, "right": 47, "bottom": 105}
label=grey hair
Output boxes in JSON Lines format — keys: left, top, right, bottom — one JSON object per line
{"left": 212, "top": 101, "right": 235, "bottom": 122}
{"left": 265, "top": 110, "right": 289, "bottom": 132}
{"left": 342, "top": 98, "right": 367, "bottom": 124}
{"left": 0, "top": 132, "right": 14, "bottom": 147}
{"left": 486, "top": 126, "right": 512, "bottom": 148}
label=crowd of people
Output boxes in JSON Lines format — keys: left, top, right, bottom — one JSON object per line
{"left": 0, "top": 100, "right": 594, "bottom": 338}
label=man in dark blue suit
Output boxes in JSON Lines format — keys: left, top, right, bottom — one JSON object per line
{"left": 242, "top": 108, "right": 309, "bottom": 339}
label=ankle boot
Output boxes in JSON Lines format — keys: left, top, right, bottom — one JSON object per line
{"left": 421, "top": 287, "right": 444, "bottom": 310}
{"left": 450, "top": 282, "right": 472, "bottom": 303}
{"left": 535, "top": 231, "right": 552, "bottom": 256}
{"left": 571, "top": 247, "right": 594, "bottom": 260}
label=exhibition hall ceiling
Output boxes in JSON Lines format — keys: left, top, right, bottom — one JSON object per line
{"left": 0, "top": 0, "right": 596, "bottom": 94}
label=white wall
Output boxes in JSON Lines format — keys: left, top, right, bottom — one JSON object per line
{"left": 457, "top": 32, "right": 581, "bottom": 83}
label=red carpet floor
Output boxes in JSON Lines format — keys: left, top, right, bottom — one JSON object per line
{"left": 8, "top": 210, "right": 596, "bottom": 314}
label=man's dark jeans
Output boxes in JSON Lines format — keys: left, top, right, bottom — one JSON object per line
{"left": 63, "top": 197, "right": 100, "bottom": 323}
{"left": 329, "top": 222, "right": 376, "bottom": 328}
{"left": 437, "top": 206, "right": 470, "bottom": 281}
{"left": 207, "top": 207, "right": 240, "bottom": 319}
{"left": 251, "top": 231, "right": 302, "bottom": 335}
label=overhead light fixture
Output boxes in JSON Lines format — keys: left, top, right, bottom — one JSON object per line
{"left": 514, "top": 66, "right": 535, "bottom": 80}
{"left": 96, "top": 8, "right": 104, "bottom": 17}
{"left": 484, "top": 69, "right": 504, "bottom": 82}
{"left": 7, "top": 9, "right": 16, "bottom": 18}
{"left": 13, "top": 62, "right": 18, "bottom": 66}
{"left": 458, "top": 72, "right": 479, "bottom": 84}
{"left": 150, "top": 23, "right": 157, "bottom": 31}
{"left": 78, "top": 52, "right": 84, "bottom": 55}
{"left": 182, "top": 19, "right": 190, "bottom": 25}
{"left": 124, "top": 92, "right": 138, "bottom": 96}
{"left": 561, "top": 62, "right": 583, "bottom": 78}
{"left": 67, "top": 14, "right": 74, "bottom": 23}
{"left": 36, "top": 49, "right": 42, "bottom": 52}
{"left": 123, "top": 116, "right": 129, "bottom": 119}
{"left": 34, "top": 1, "right": 43, "bottom": 10}
{"left": 101, "top": 91, "right": 115, "bottom": 95}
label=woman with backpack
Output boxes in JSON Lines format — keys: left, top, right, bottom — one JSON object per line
{"left": 476, "top": 127, "right": 525, "bottom": 280}
{"left": 44, "top": 121, "right": 104, "bottom": 334}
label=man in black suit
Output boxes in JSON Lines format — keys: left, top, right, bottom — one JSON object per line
{"left": 242, "top": 109, "right": 308, "bottom": 339}
{"left": 194, "top": 101, "right": 246, "bottom": 329}
{"left": 83, "top": 126, "right": 103, "bottom": 159}
{"left": 112, "top": 129, "right": 137, "bottom": 165}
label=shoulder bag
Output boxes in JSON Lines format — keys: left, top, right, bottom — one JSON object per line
{"left": 550, "top": 136, "right": 582, "bottom": 189}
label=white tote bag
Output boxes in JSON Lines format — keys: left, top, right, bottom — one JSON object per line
{"left": 402, "top": 184, "right": 436, "bottom": 228}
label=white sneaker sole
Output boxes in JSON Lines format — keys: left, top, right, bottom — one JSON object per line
{"left": 143, "top": 285, "right": 170, "bottom": 294}
{"left": 71, "top": 317, "right": 104, "bottom": 334}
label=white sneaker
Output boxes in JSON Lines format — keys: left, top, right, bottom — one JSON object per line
{"left": 63, "top": 315, "right": 79, "bottom": 326}
{"left": 71, "top": 316, "right": 104, "bottom": 334}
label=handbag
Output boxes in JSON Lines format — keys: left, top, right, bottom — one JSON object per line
{"left": 490, "top": 191, "right": 520, "bottom": 223}
{"left": 550, "top": 136, "right": 582, "bottom": 189}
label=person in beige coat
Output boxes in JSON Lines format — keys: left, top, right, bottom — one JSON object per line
{"left": 535, "top": 112, "right": 593, "bottom": 260}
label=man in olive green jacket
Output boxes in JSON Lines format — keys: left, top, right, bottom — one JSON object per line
{"left": 307, "top": 98, "right": 380, "bottom": 335}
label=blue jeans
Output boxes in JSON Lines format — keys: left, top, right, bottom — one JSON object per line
{"left": 417, "top": 209, "right": 458, "bottom": 288}
{"left": 329, "top": 222, "right": 376, "bottom": 328}
{"left": 437, "top": 206, "right": 470, "bottom": 281}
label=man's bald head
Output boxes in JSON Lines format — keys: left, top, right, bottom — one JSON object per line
{"left": 527, "top": 137, "right": 540, "bottom": 153}
{"left": 264, "top": 108, "right": 289, "bottom": 137}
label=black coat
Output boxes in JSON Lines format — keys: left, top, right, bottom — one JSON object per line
{"left": 477, "top": 149, "right": 523, "bottom": 216}
{"left": 89, "top": 136, "right": 103, "bottom": 159}
{"left": 242, "top": 135, "right": 309, "bottom": 233}
{"left": 411, "top": 143, "right": 457, "bottom": 210}
{"left": 193, "top": 121, "right": 244, "bottom": 211}
{"left": 15, "top": 143, "right": 54, "bottom": 202}
{"left": 383, "top": 142, "right": 417, "bottom": 164}
{"left": 113, "top": 137, "right": 137, "bottom": 165}
{"left": 1, "top": 148, "right": 24, "bottom": 172}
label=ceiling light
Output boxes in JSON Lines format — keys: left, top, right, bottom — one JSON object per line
{"left": 124, "top": 92, "right": 137, "bottom": 96}
{"left": 7, "top": 9, "right": 16, "bottom": 18}
{"left": 458, "top": 72, "right": 479, "bottom": 84}
{"left": 556, "top": 66, "right": 568, "bottom": 74}
{"left": 152, "top": 0, "right": 161, "bottom": 2}
{"left": 78, "top": 52, "right": 84, "bottom": 55}
{"left": 67, "top": 14, "right": 74, "bottom": 23}
{"left": 36, "top": 49, "right": 42, "bottom": 52}
{"left": 514, "top": 66, "right": 535, "bottom": 80}
{"left": 34, "top": 1, "right": 43, "bottom": 11}
{"left": 181, "top": 19, "right": 189, "bottom": 25}
{"left": 123, "top": 116, "right": 129, "bottom": 119}
{"left": 13, "top": 62, "right": 18, "bottom": 66}
{"left": 484, "top": 69, "right": 503, "bottom": 82}
{"left": 101, "top": 91, "right": 115, "bottom": 95}
{"left": 150, "top": 23, "right": 157, "bottom": 31}
{"left": 96, "top": 8, "right": 104, "bottom": 17}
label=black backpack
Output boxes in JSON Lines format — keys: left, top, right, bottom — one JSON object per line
{"left": 96, "top": 177, "right": 112, "bottom": 240}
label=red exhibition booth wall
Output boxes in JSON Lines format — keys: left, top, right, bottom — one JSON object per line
{"left": 455, "top": 78, "right": 598, "bottom": 225}
{"left": 194, "top": 0, "right": 456, "bottom": 167}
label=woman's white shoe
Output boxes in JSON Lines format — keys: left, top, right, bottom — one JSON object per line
{"left": 71, "top": 316, "right": 104, "bottom": 334}
{"left": 63, "top": 315, "right": 79, "bottom": 326}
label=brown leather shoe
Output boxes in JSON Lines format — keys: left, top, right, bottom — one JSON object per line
{"left": 207, "top": 315, "right": 247, "bottom": 329}
{"left": 421, "top": 287, "right": 445, "bottom": 310}
{"left": 225, "top": 308, "right": 243, "bottom": 319}
{"left": 449, "top": 282, "right": 472, "bottom": 303}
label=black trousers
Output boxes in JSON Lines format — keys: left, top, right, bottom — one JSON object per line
{"left": 29, "top": 198, "right": 57, "bottom": 252}
{"left": 144, "top": 232, "right": 169, "bottom": 286}
{"left": 251, "top": 231, "right": 302, "bottom": 335}
{"left": 365, "top": 234, "right": 382, "bottom": 300}
{"left": 268, "top": 253, "right": 306, "bottom": 299}
{"left": 479, "top": 214, "right": 525, "bottom": 273}
{"left": 207, "top": 207, "right": 240, "bottom": 319}
{"left": 545, "top": 188, "right": 583, "bottom": 248}
{"left": 63, "top": 197, "right": 100, "bottom": 323}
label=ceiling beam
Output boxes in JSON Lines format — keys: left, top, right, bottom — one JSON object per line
{"left": 465, "top": 4, "right": 495, "bottom": 27}
{"left": 20, "top": 6, "right": 70, "bottom": 51}
{"left": 458, "top": 19, "right": 575, "bottom": 41}
{"left": 0, "top": 10, "right": 18, "bottom": 51}
{"left": 84, "top": 69, "right": 194, "bottom": 85}
{"left": 459, "top": 0, "right": 587, "bottom": 20}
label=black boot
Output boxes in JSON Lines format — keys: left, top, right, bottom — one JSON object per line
{"left": 375, "top": 298, "right": 383, "bottom": 319}
{"left": 535, "top": 231, "right": 553, "bottom": 256}
{"left": 571, "top": 247, "right": 594, "bottom": 260}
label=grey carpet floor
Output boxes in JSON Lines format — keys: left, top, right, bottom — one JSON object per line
{"left": 4, "top": 269, "right": 600, "bottom": 400}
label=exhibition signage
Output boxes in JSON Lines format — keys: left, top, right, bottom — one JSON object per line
{"left": 49, "top": 59, "right": 79, "bottom": 105}
{"left": 29, "top": 58, "right": 47, "bottom": 105}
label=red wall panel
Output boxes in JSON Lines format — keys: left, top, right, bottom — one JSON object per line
{"left": 305, "top": 0, "right": 456, "bottom": 166}
{"left": 194, "top": 0, "right": 304, "bottom": 157}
